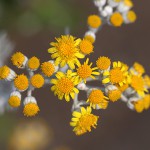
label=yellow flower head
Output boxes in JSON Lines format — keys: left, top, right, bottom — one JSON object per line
{"left": 51, "top": 70, "right": 79, "bottom": 102}
{"left": 87, "top": 89, "right": 109, "bottom": 109}
{"left": 134, "top": 100, "right": 144, "bottom": 113}
{"left": 0, "top": 65, "right": 10, "bottom": 79}
{"left": 48, "top": 35, "right": 84, "bottom": 69}
{"left": 28, "top": 56, "right": 40, "bottom": 70}
{"left": 96, "top": 56, "right": 111, "bottom": 71}
{"left": 124, "top": 0, "right": 133, "bottom": 7}
{"left": 132, "top": 62, "right": 145, "bottom": 75}
{"left": 79, "top": 39, "right": 94, "bottom": 55}
{"left": 143, "top": 75, "right": 150, "bottom": 88}
{"left": 41, "top": 61, "right": 55, "bottom": 77}
{"left": 70, "top": 107, "right": 99, "bottom": 135}
{"left": 30, "top": 74, "right": 44, "bottom": 88}
{"left": 103, "top": 61, "right": 128, "bottom": 87}
{"left": 11, "top": 52, "right": 26, "bottom": 68}
{"left": 84, "top": 35, "right": 95, "bottom": 44}
{"left": 8, "top": 96, "right": 21, "bottom": 108}
{"left": 14, "top": 74, "right": 29, "bottom": 91}
{"left": 23, "top": 103, "right": 40, "bottom": 117}
{"left": 130, "top": 75, "right": 147, "bottom": 97}
{"left": 108, "top": 89, "right": 121, "bottom": 102}
{"left": 75, "top": 58, "right": 100, "bottom": 83}
{"left": 87, "top": 15, "right": 102, "bottom": 28}
{"left": 127, "top": 11, "right": 137, "bottom": 23}
{"left": 143, "top": 94, "right": 150, "bottom": 110}
{"left": 110, "top": 13, "right": 123, "bottom": 27}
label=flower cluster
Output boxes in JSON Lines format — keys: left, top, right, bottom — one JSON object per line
{"left": 0, "top": 0, "right": 147, "bottom": 136}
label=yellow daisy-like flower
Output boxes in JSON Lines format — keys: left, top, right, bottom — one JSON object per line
{"left": 0, "top": 65, "right": 10, "bottom": 79}
{"left": 70, "top": 107, "right": 99, "bottom": 135}
{"left": 23, "top": 103, "right": 40, "bottom": 117}
{"left": 143, "top": 94, "right": 150, "bottom": 110}
{"left": 134, "top": 100, "right": 144, "bottom": 113}
{"left": 110, "top": 12, "right": 123, "bottom": 27}
{"left": 132, "top": 62, "right": 145, "bottom": 75}
{"left": 11, "top": 52, "right": 26, "bottom": 68}
{"left": 51, "top": 70, "right": 79, "bottom": 102}
{"left": 48, "top": 35, "right": 84, "bottom": 69}
{"left": 8, "top": 96, "right": 21, "bottom": 108}
{"left": 108, "top": 89, "right": 121, "bottom": 102}
{"left": 30, "top": 74, "right": 44, "bottom": 88}
{"left": 28, "top": 56, "right": 40, "bottom": 70}
{"left": 127, "top": 11, "right": 137, "bottom": 23}
{"left": 87, "top": 15, "right": 102, "bottom": 28}
{"left": 87, "top": 89, "right": 109, "bottom": 109}
{"left": 14, "top": 74, "right": 29, "bottom": 91}
{"left": 143, "top": 75, "right": 150, "bottom": 88}
{"left": 41, "top": 61, "right": 55, "bottom": 77}
{"left": 130, "top": 75, "right": 147, "bottom": 97}
{"left": 102, "top": 61, "right": 128, "bottom": 86}
{"left": 96, "top": 56, "right": 111, "bottom": 71}
{"left": 84, "top": 35, "right": 95, "bottom": 44}
{"left": 79, "top": 39, "right": 94, "bottom": 55}
{"left": 75, "top": 58, "right": 100, "bottom": 83}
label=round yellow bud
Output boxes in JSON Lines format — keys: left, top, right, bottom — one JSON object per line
{"left": 28, "top": 56, "right": 40, "bottom": 70}
{"left": 87, "top": 15, "right": 102, "bottom": 28}
{"left": 110, "top": 13, "right": 123, "bottom": 27}
{"left": 8, "top": 96, "right": 21, "bottom": 108}
{"left": 30, "top": 74, "right": 44, "bottom": 88}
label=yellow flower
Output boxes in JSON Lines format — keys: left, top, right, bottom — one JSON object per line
{"left": 48, "top": 35, "right": 84, "bottom": 69}
{"left": 30, "top": 74, "right": 44, "bottom": 88}
{"left": 87, "top": 15, "right": 102, "bottom": 28}
{"left": 143, "top": 75, "right": 150, "bottom": 88}
{"left": 41, "top": 61, "right": 55, "bottom": 77}
{"left": 87, "top": 89, "right": 109, "bottom": 109}
{"left": 96, "top": 56, "right": 111, "bottom": 71}
{"left": 75, "top": 58, "right": 100, "bottom": 83}
{"left": 132, "top": 62, "right": 145, "bottom": 75}
{"left": 134, "top": 100, "right": 144, "bottom": 113}
{"left": 102, "top": 61, "right": 128, "bottom": 86}
{"left": 130, "top": 75, "right": 147, "bottom": 97}
{"left": 51, "top": 70, "right": 79, "bottom": 102}
{"left": 0, "top": 65, "right": 10, "bottom": 79}
{"left": 143, "top": 95, "right": 150, "bottom": 110}
{"left": 14, "top": 74, "right": 29, "bottom": 91}
{"left": 23, "top": 103, "right": 40, "bottom": 117}
{"left": 27, "top": 56, "right": 40, "bottom": 71}
{"left": 110, "top": 13, "right": 123, "bottom": 27}
{"left": 8, "top": 96, "right": 21, "bottom": 108}
{"left": 70, "top": 107, "right": 99, "bottom": 135}
{"left": 11, "top": 52, "right": 27, "bottom": 68}
{"left": 79, "top": 39, "right": 94, "bottom": 55}
{"left": 108, "top": 89, "right": 121, "bottom": 102}
{"left": 127, "top": 11, "right": 137, "bottom": 23}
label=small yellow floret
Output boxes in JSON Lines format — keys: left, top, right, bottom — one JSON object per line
{"left": 108, "top": 89, "right": 121, "bottom": 102}
{"left": 110, "top": 13, "right": 123, "bottom": 27}
{"left": 84, "top": 35, "right": 95, "bottom": 44}
{"left": 0, "top": 66, "right": 10, "bottom": 79}
{"left": 28, "top": 56, "right": 40, "bottom": 70}
{"left": 134, "top": 100, "right": 144, "bottom": 113}
{"left": 41, "top": 62, "right": 55, "bottom": 77}
{"left": 11, "top": 52, "right": 25, "bottom": 68}
{"left": 127, "top": 11, "right": 137, "bottom": 23}
{"left": 79, "top": 39, "right": 93, "bottom": 55}
{"left": 133, "top": 62, "right": 145, "bottom": 75}
{"left": 96, "top": 56, "right": 111, "bottom": 70}
{"left": 23, "top": 103, "right": 40, "bottom": 117}
{"left": 14, "top": 74, "right": 29, "bottom": 91}
{"left": 87, "top": 15, "right": 102, "bottom": 28}
{"left": 8, "top": 96, "right": 21, "bottom": 108}
{"left": 30, "top": 74, "right": 44, "bottom": 88}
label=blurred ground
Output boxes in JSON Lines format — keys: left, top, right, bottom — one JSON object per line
{"left": 0, "top": 0, "right": 150, "bottom": 150}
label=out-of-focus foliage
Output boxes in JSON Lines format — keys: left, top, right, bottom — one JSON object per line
{"left": 0, "top": 0, "right": 83, "bottom": 36}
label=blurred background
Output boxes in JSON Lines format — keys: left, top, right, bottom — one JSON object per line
{"left": 0, "top": 0, "right": 150, "bottom": 150}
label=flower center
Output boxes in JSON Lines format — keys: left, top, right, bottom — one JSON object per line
{"left": 57, "top": 77, "right": 74, "bottom": 94}
{"left": 77, "top": 64, "right": 92, "bottom": 79}
{"left": 89, "top": 90, "right": 104, "bottom": 104}
{"left": 131, "top": 75, "right": 144, "bottom": 91}
{"left": 110, "top": 68, "right": 124, "bottom": 84}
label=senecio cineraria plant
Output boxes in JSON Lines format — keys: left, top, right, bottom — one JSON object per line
{"left": 0, "top": 0, "right": 150, "bottom": 136}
